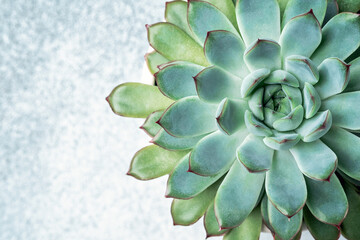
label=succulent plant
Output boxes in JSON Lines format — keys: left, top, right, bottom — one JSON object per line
{"left": 107, "top": 0, "right": 360, "bottom": 239}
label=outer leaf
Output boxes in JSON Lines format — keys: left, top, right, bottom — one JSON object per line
{"left": 244, "top": 110, "right": 273, "bottom": 137}
{"left": 236, "top": 0, "right": 280, "bottom": 45}
{"left": 204, "top": 202, "right": 229, "bottom": 238}
{"left": 188, "top": 0, "right": 239, "bottom": 45}
{"left": 216, "top": 98, "right": 247, "bottom": 135}
{"left": 337, "top": 0, "right": 360, "bottom": 12}
{"left": 305, "top": 174, "right": 348, "bottom": 225}
{"left": 214, "top": 161, "right": 265, "bottom": 229}
{"left": 141, "top": 110, "right": 164, "bottom": 137}
{"left": 145, "top": 51, "right": 169, "bottom": 75}
{"left": 321, "top": 92, "right": 360, "bottom": 131}
{"left": 280, "top": 10, "right": 322, "bottom": 59}
{"left": 324, "top": 0, "right": 339, "bottom": 25}
{"left": 289, "top": 140, "right": 337, "bottom": 181}
{"left": 107, "top": 83, "right": 174, "bottom": 118}
{"left": 303, "top": 82, "right": 322, "bottom": 119}
{"left": 166, "top": 153, "right": 226, "bottom": 199}
{"left": 282, "top": 0, "right": 327, "bottom": 27}
{"left": 322, "top": 127, "right": 360, "bottom": 181}
{"left": 159, "top": 96, "right": 217, "bottom": 137}
{"left": 345, "top": 57, "right": 360, "bottom": 92}
{"left": 204, "top": 30, "right": 249, "bottom": 78}
{"left": 311, "top": 13, "right": 360, "bottom": 65}
{"left": 295, "top": 110, "right": 332, "bottom": 142}
{"left": 151, "top": 129, "right": 206, "bottom": 150}
{"left": 265, "top": 150, "right": 307, "bottom": 217}
{"left": 244, "top": 39, "right": 281, "bottom": 71}
{"left": 147, "top": 23, "right": 208, "bottom": 66}
{"left": 285, "top": 55, "right": 319, "bottom": 87}
{"left": 128, "top": 145, "right": 188, "bottom": 180}
{"left": 261, "top": 195, "right": 275, "bottom": 234}
{"left": 341, "top": 182, "right": 360, "bottom": 240}
{"left": 165, "top": 1, "right": 195, "bottom": 37}
{"left": 223, "top": 206, "right": 262, "bottom": 240}
{"left": 203, "top": 0, "right": 238, "bottom": 29}
{"left": 263, "top": 132, "right": 300, "bottom": 150}
{"left": 241, "top": 68, "right": 270, "bottom": 98}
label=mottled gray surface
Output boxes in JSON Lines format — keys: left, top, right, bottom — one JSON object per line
{"left": 0, "top": 1, "right": 339, "bottom": 239}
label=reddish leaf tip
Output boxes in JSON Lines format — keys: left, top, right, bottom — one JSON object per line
{"left": 145, "top": 24, "right": 150, "bottom": 29}
{"left": 105, "top": 96, "right": 110, "bottom": 103}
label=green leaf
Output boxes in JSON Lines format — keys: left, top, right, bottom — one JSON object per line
{"left": 273, "top": 105, "right": 304, "bottom": 132}
{"left": 321, "top": 127, "right": 360, "bottom": 181}
{"left": 244, "top": 39, "right": 281, "bottom": 72}
{"left": 265, "top": 150, "right": 307, "bottom": 217}
{"left": 241, "top": 68, "right": 271, "bottom": 98}
{"left": 237, "top": 134, "right": 274, "bottom": 172}
{"left": 315, "top": 58, "right": 351, "bottom": 99}
{"left": 337, "top": 0, "right": 360, "bottom": 12}
{"left": 171, "top": 178, "right": 221, "bottom": 226}
{"left": 128, "top": 145, "right": 188, "bottom": 180}
{"left": 248, "top": 88, "right": 265, "bottom": 121}
{"left": 107, "top": 83, "right": 174, "bottom": 118}
{"left": 264, "top": 70, "right": 299, "bottom": 87}
{"left": 345, "top": 57, "right": 360, "bottom": 92}
{"left": 204, "top": 30, "right": 249, "bottom": 78}
{"left": 305, "top": 174, "right": 348, "bottom": 225}
{"left": 281, "top": 85, "right": 302, "bottom": 109}
{"left": 188, "top": 0, "right": 239, "bottom": 45}
{"left": 285, "top": 55, "right": 319, "bottom": 87}
{"left": 141, "top": 110, "right": 164, "bottom": 137}
{"left": 203, "top": 0, "right": 238, "bottom": 29}
{"left": 304, "top": 206, "right": 340, "bottom": 240}
{"left": 303, "top": 82, "right": 322, "bottom": 119}
{"left": 151, "top": 129, "right": 206, "bottom": 150}
{"left": 145, "top": 51, "right": 169, "bottom": 75}
{"left": 323, "top": 0, "right": 339, "bottom": 25}
{"left": 282, "top": 0, "right": 327, "bottom": 27}
{"left": 263, "top": 108, "right": 287, "bottom": 130}
{"left": 261, "top": 195, "right": 275, "bottom": 234}
{"left": 214, "top": 161, "right": 265, "bottom": 229}
{"left": 223, "top": 206, "right": 262, "bottom": 240}
{"left": 289, "top": 140, "right": 337, "bottom": 181}
{"left": 147, "top": 22, "right": 208, "bottom": 66}
{"left": 155, "top": 61, "right": 204, "bottom": 100}
{"left": 166, "top": 153, "right": 227, "bottom": 199}
{"left": 204, "top": 202, "right": 229, "bottom": 237}
{"left": 236, "top": 0, "right": 280, "bottom": 45}
{"left": 159, "top": 96, "right": 217, "bottom": 137}
{"left": 165, "top": 1, "right": 195, "bottom": 38}
{"left": 295, "top": 110, "right": 332, "bottom": 142}
{"left": 244, "top": 110, "right": 273, "bottom": 137}
{"left": 280, "top": 10, "right": 322, "bottom": 59}
{"left": 194, "top": 66, "right": 242, "bottom": 103}
{"left": 341, "top": 182, "right": 360, "bottom": 240}
{"left": 216, "top": 98, "right": 247, "bottom": 135}
{"left": 264, "top": 132, "right": 301, "bottom": 150}
{"left": 311, "top": 13, "right": 360, "bottom": 65}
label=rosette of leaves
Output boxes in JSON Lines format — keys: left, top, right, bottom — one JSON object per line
{"left": 107, "top": 0, "right": 360, "bottom": 239}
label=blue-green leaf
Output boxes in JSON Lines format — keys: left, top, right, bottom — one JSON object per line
{"left": 285, "top": 55, "right": 319, "bottom": 87}
{"left": 165, "top": 1, "right": 195, "bottom": 38}
{"left": 273, "top": 105, "right": 304, "bottom": 132}
{"left": 341, "top": 181, "right": 360, "bottom": 240}
{"left": 345, "top": 57, "right": 360, "bottom": 92}
{"left": 296, "top": 110, "right": 332, "bottom": 142}
{"left": 263, "top": 131, "right": 300, "bottom": 150}
{"left": 244, "top": 39, "right": 281, "bottom": 71}
{"left": 151, "top": 129, "right": 206, "bottom": 150}
{"left": 141, "top": 110, "right": 164, "bottom": 137}
{"left": 241, "top": 68, "right": 271, "bottom": 98}
{"left": 244, "top": 110, "right": 273, "bottom": 137}
{"left": 204, "top": 202, "right": 229, "bottom": 238}
{"left": 323, "top": 0, "right": 339, "bottom": 25}
{"left": 216, "top": 98, "right": 247, "bottom": 135}
{"left": 264, "top": 70, "right": 299, "bottom": 87}
{"left": 303, "top": 82, "right": 322, "bottom": 119}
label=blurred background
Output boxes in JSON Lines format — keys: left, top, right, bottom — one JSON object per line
{"left": 0, "top": 1, "right": 344, "bottom": 239}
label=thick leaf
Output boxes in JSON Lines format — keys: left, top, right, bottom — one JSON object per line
{"left": 303, "top": 82, "right": 322, "bottom": 119}
{"left": 282, "top": 0, "right": 327, "bottom": 27}
{"left": 337, "top": 0, "right": 360, "bottom": 12}
{"left": 236, "top": 0, "right": 280, "bottom": 45}
{"left": 223, "top": 206, "right": 262, "bottom": 240}
{"left": 280, "top": 10, "right": 322, "bottom": 60}
{"left": 151, "top": 129, "right": 206, "bottom": 150}
{"left": 141, "top": 110, "right": 164, "bottom": 137}
{"left": 171, "top": 178, "right": 221, "bottom": 226}
{"left": 188, "top": 0, "right": 239, "bottom": 45}
{"left": 323, "top": 0, "right": 339, "bottom": 25}
{"left": 289, "top": 140, "right": 337, "bottom": 181}
{"left": 107, "top": 83, "right": 174, "bottom": 118}
{"left": 203, "top": 0, "right": 238, "bottom": 29}
{"left": 304, "top": 206, "right": 340, "bottom": 240}
{"left": 263, "top": 132, "right": 300, "bottom": 150}
{"left": 194, "top": 66, "right": 242, "bottom": 103}
{"left": 264, "top": 70, "right": 299, "bottom": 87}
{"left": 305, "top": 174, "right": 348, "bottom": 225}
{"left": 273, "top": 105, "right": 304, "bottom": 132}
{"left": 204, "top": 30, "right": 249, "bottom": 78}
{"left": 261, "top": 195, "right": 275, "bottom": 234}
{"left": 315, "top": 58, "right": 350, "bottom": 99}
{"left": 155, "top": 61, "right": 204, "bottom": 100}
{"left": 341, "top": 182, "right": 360, "bottom": 240}
{"left": 214, "top": 161, "right": 265, "bottom": 229}
{"left": 237, "top": 134, "right": 274, "bottom": 172}
{"left": 145, "top": 51, "right": 169, "bottom": 75}
{"left": 285, "top": 55, "right": 319, "bottom": 87}
{"left": 281, "top": 84, "right": 302, "bottom": 109}
{"left": 128, "top": 145, "right": 188, "bottom": 180}
{"left": 322, "top": 127, "right": 360, "bottom": 181}
{"left": 265, "top": 150, "right": 307, "bottom": 217}
{"left": 165, "top": 1, "right": 195, "bottom": 37}
{"left": 147, "top": 23, "right": 208, "bottom": 66}
{"left": 295, "top": 110, "right": 332, "bottom": 142}
{"left": 263, "top": 108, "right": 286, "bottom": 129}
{"left": 204, "top": 202, "right": 229, "bottom": 238}
{"left": 311, "top": 13, "right": 360, "bottom": 65}
{"left": 159, "top": 96, "right": 217, "bottom": 137}
{"left": 216, "top": 98, "right": 247, "bottom": 135}
{"left": 244, "top": 39, "right": 281, "bottom": 71}
{"left": 345, "top": 57, "right": 360, "bottom": 92}
{"left": 321, "top": 92, "right": 360, "bottom": 131}
{"left": 166, "top": 153, "right": 227, "bottom": 199}
{"left": 241, "top": 68, "right": 270, "bottom": 98}
{"left": 244, "top": 110, "right": 273, "bottom": 137}
{"left": 248, "top": 88, "right": 264, "bottom": 121}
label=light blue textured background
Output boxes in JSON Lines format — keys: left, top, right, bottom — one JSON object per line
{"left": 0, "top": 1, "right": 344, "bottom": 239}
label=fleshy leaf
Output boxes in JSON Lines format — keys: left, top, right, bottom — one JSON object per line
{"left": 241, "top": 68, "right": 270, "bottom": 98}
{"left": 145, "top": 51, "right": 169, "bottom": 75}
{"left": 265, "top": 150, "right": 307, "bottom": 217}
{"left": 237, "top": 134, "right": 274, "bottom": 172}
{"left": 188, "top": 0, "right": 239, "bottom": 45}
{"left": 203, "top": 0, "right": 238, "bottom": 29}
{"left": 147, "top": 23, "right": 208, "bottom": 66}
{"left": 305, "top": 174, "right": 348, "bottom": 225}
{"left": 281, "top": 85, "right": 302, "bottom": 109}
{"left": 204, "top": 30, "right": 249, "bottom": 78}
{"left": 165, "top": 1, "right": 195, "bottom": 38}
{"left": 289, "top": 140, "right": 337, "bottom": 181}
{"left": 244, "top": 39, "right": 281, "bottom": 71}
{"left": 337, "top": 0, "right": 360, "bottom": 12}
{"left": 345, "top": 57, "right": 360, "bottom": 92}
{"left": 216, "top": 98, "right": 247, "bottom": 135}
{"left": 280, "top": 10, "right": 322, "bottom": 59}
{"left": 315, "top": 58, "right": 350, "bottom": 99}
{"left": 141, "top": 110, "right": 164, "bottom": 137}
{"left": 223, "top": 206, "right": 262, "bottom": 240}
{"left": 324, "top": 0, "right": 339, "bottom": 25}
{"left": 244, "top": 110, "right": 273, "bottom": 137}
{"left": 195, "top": 66, "right": 242, "bottom": 103}
{"left": 263, "top": 108, "right": 286, "bottom": 128}
{"left": 285, "top": 55, "right": 319, "bottom": 87}
{"left": 107, "top": 83, "right": 174, "bottom": 118}
{"left": 236, "top": 0, "right": 280, "bottom": 45}
{"left": 263, "top": 131, "right": 300, "bottom": 150}
{"left": 128, "top": 145, "right": 188, "bottom": 180}
{"left": 321, "top": 127, "right": 360, "bottom": 181}
{"left": 261, "top": 195, "right": 275, "bottom": 234}
{"left": 295, "top": 110, "right": 332, "bottom": 142}
{"left": 264, "top": 70, "right": 299, "bottom": 87}
{"left": 152, "top": 129, "right": 206, "bottom": 150}
{"left": 248, "top": 88, "right": 264, "bottom": 121}
{"left": 273, "top": 105, "right": 304, "bottom": 132}
{"left": 166, "top": 153, "right": 226, "bottom": 199}
{"left": 341, "top": 181, "right": 360, "bottom": 240}
{"left": 204, "top": 202, "right": 229, "bottom": 238}
{"left": 303, "top": 82, "right": 322, "bottom": 119}
{"left": 159, "top": 96, "right": 217, "bottom": 137}
{"left": 214, "top": 161, "right": 265, "bottom": 229}
{"left": 311, "top": 13, "right": 360, "bottom": 65}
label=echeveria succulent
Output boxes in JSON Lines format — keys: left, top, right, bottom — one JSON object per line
{"left": 107, "top": 0, "right": 360, "bottom": 239}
